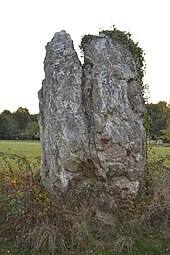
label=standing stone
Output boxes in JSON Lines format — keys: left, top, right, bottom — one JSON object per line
{"left": 38, "top": 31, "right": 88, "bottom": 195}
{"left": 38, "top": 30, "right": 146, "bottom": 214}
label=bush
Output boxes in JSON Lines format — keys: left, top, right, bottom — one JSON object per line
{"left": 0, "top": 151, "right": 170, "bottom": 254}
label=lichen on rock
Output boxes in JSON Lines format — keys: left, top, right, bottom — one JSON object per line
{"left": 38, "top": 29, "right": 146, "bottom": 215}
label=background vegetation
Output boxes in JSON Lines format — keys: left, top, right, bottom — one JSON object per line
{"left": 0, "top": 107, "right": 39, "bottom": 140}
{"left": 0, "top": 100, "right": 170, "bottom": 254}
{"left": 147, "top": 101, "right": 170, "bottom": 141}
{"left": 0, "top": 25, "right": 169, "bottom": 254}
{"left": 1, "top": 100, "right": 170, "bottom": 142}
{"left": 0, "top": 140, "right": 170, "bottom": 254}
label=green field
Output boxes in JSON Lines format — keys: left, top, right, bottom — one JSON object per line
{"left": 0, "top": 140, "right": 170, "bottom": 167}
{"left": 0, "top": 140, "right": 41, "bottom": 161}
{"left": 148, "top": 144, "right": 170, "bottom": 167}
{"left": 0, "top": 140, "right": 41, "bottom": 172}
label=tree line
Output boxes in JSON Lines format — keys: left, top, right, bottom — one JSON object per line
{"left": 147, "top": 101, "right": 170, "bottom": 142}
{"left": 0, "top": 107, "right": 39, "bottom": 140}
{"left": 0, "top": 101, "right": 170, "bottom": 141}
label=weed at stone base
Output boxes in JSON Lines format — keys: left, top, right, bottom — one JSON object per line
{"left": 0, "top": 151, "right": 170, "bottom": 254}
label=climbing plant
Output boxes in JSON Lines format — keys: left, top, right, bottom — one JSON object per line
{"left": 80, "top": 26, "right": 146, "bottom": 98}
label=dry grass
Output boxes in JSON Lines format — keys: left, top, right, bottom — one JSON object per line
{"left": 114, "top": 235, "right": 135, "bottom": 255}
{"left": 25, "top": 223, "right": 59, "bottom": 254}
{"left": 0, "top": 151, "right": 170, "bottom": 254}
{"left": 138, "top": 159, "right": 170, "bottom": 229}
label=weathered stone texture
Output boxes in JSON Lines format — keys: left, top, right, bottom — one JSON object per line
{"left": 38, "top": 31, "right": 88, "bottom": 194}
{"left": 38, "top": 30, "right": 146, "bottom": 211}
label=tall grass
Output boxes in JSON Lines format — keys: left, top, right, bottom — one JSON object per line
{"left": 0, "top": 143, "right": 170, "bottom": 254}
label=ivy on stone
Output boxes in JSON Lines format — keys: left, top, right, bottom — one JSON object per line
{"left": 80, "top": 26, "right": 146, "bottom": 97}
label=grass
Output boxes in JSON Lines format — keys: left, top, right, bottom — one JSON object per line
{"left": 0, "top": 141, "right": 169, "bottom": 167}
{"left": 0, "top": 140, "right": 41, "bottom": 162}
{"left": 0, "top": 141, "right": 170, "bottom": 254}
{"left": 0, "top": 237, "right": 169, "bottom": 255}
{"left": 0, "top": 243, "right": 49, "bottom": 255}
{"left": 0, "top": 140, "right": 41, "bottom": 173}
{"left": 152, "top": 145, "right": 170, "bottom": 167}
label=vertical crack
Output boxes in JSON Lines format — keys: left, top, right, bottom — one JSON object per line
{"left": 81, "top": 62, "right": 107, "bottom": 180}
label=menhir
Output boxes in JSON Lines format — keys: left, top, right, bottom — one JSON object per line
{"left": 38, "top": 30, "right": 146, "bottom": 213}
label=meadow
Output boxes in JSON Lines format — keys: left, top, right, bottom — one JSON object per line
{"left": 0, "top": 141, "right": 170, "bottom": 255}
{"left": 151, "top": 144, "right": 170, "bottom": 167}
{"left": 0, "top": 140, "right": 170, "bottom": 167}
{"left": 0, "top": 140, "right": 41, "bottom": 161}
{"left": 0, "top": 141, "right": 41, "bottom": 174}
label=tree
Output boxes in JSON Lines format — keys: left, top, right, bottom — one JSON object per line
{"left": 147, "top": 101, "right": 169, "bottom": 139}
{"left": 0, "top": 110, "right": 18, "bottom": 139}
{"left": 0, "top": 108, "right": 40, "bottom": 140}
{"left": 26, "top": 121, "right": 40, "bottom": 140}
{"left": 161, "top": 125, "right": 170, "bottom": 142}
{"left": 14, "top": 107, "right": 30, "bottom": 130}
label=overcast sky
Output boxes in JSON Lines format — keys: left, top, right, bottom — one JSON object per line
{"left": 0, "top": 0, "right": 169, "bottom": 113}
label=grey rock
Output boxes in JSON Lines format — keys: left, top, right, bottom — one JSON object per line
{"left": 38, "top": 31, "right": 88, "bottom": 194}
{"left": 38, "top": 30, "right": 146, "bottom": 213}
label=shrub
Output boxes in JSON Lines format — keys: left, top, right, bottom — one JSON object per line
{"left": 0, "top": 151, "right": 170, "bottom": 254}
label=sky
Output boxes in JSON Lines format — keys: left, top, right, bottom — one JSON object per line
{"left": 0, "top": 0, "right": 169, "bottom": 114}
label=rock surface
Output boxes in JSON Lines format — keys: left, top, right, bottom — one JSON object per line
{"left": 38, "top": 30, "right": 146, "bottom": 213}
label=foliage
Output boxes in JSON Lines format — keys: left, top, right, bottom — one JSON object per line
{"left": 0, "top": 110, "right": 18, "bottom": 140}
{"left": 147, "top": 101, "right": 170, "bottom": 141}
{"left": 161, "top": 125, "right": 170, "bottom": 142}
{"left": 79, "top": 34, "right": 98, "bottom": 55}
{"left": 0, "top": 107, "right": 39, "bottom": 140}
{"left": 0, "top": 146, "right": 170, "bottom": 254}
{"left": 0, "top": 152, "right": 50, "bottom": 252}
{"left": 13, "top": 107, "right": 30, "bottom": 130}
{"left": 80, "top": 26, "right": 146, "bottom": 97}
